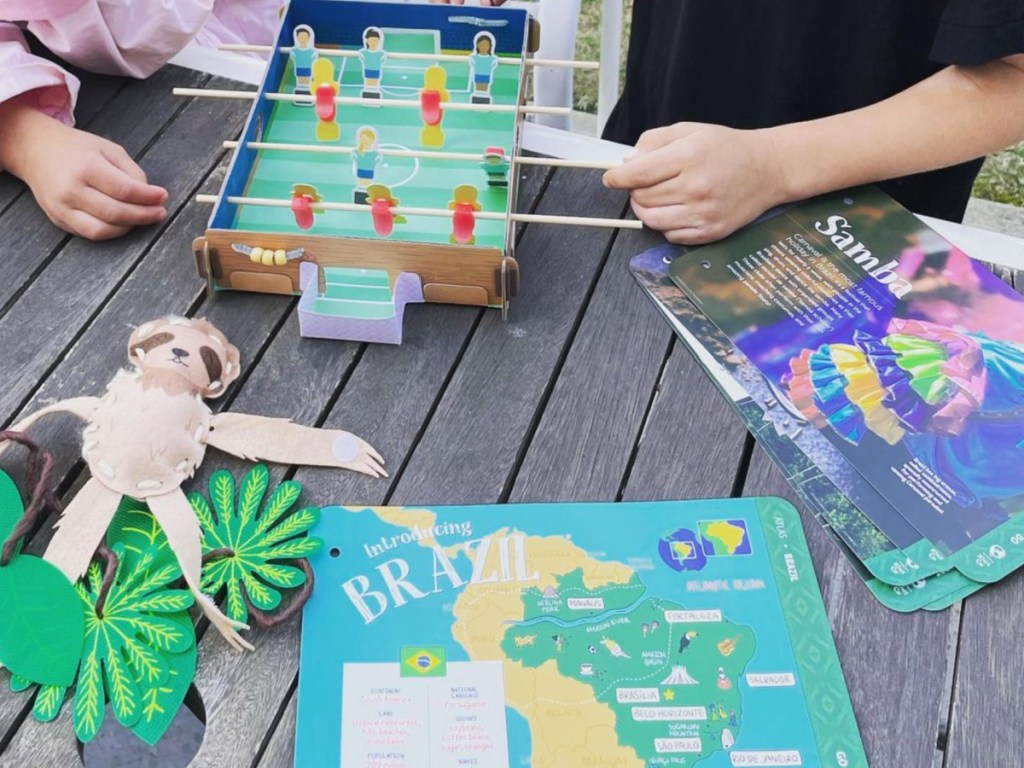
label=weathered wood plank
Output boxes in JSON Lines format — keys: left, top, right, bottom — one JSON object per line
{"left": 941, "top": 268, "right": 1024, "bottom": 768}
{"left": 0, "top": 67, "right": 208, "bottom": 315}
{"left": 742, "top": 446, "right": 952, "bottom": 768}
{"left": 621, "top": 340, "right": 750, "bottom": 502}
{"left": 0, "top": 74, "right": 250, "bottom": 428}
{"left": 0, "top": 699, "right": 80, "bottom": 767}
{"left": 389, "top": 168, "right": 628, "bottom": 506}
{"left": 945, "top": 571, "right": 1024, "bottom": 767}
{"left": 508, "top": 223, "right": 670, "bottom": 503}
{"left": 256, "top": 695, "right": 297, "bottom": 768}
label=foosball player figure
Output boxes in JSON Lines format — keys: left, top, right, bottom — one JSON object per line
{"left": 291, "top": 183, "right": 323, "bottom": 230}
{"left": 358, "top": 27, "right": 387, "bottom": 99}
{"left": 449, "top": 184, "right": 482, "bottom": 245}
{"left": 352, "top": 126, "right": 382, "bottom": 204}
{"left": 468, "top": 32, "right": 498, "bottom": 105}
{"left": 480, "top": 146, "right": 511, "bottom": 188}
{"left": 366, "top": 184, "right": 407, "bottom": 238}
{"left": 290, "top": 25, "right": 318, "bottom": 103}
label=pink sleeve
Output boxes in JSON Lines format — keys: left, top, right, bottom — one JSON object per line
{"left": 27, "top": 0, "right": 216, "bottom": 78}
{"left": 0, "top": 23, "right": 80, "bottom": 126}
{"left": 193, "top": 0, "right": 282, "bottom": 49}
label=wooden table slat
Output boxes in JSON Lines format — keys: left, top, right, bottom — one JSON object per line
{"left": 508, "top": 223, "right": 671, "bottom": 503}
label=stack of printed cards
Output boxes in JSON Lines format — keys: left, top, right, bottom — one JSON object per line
{"left": 631, "top": 187, "right": 1024, "bottom": 612}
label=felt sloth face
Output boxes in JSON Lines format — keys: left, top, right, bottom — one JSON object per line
{"left": 127, "top": 317, "right": 241, "bottom": 398}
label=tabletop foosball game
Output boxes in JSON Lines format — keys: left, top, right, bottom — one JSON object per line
{"left": 180, "top": 0, "right": 637, "bottom": 345}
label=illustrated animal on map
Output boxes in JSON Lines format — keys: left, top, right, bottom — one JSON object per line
{"left": 0, "top": 317, "right": 385, "bottom": 652}
{"left": 514, "top": 634, "right": 537, "bottom": 648}
{"left": 600, "top": 637, "right": 630, "bottom": 659}
{"left": 678, "top": 630, "right": 699, "bottom": 653}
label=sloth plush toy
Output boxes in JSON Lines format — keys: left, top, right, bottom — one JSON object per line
{"left": 0, "top": 317, "right": 385, "bottom": 651}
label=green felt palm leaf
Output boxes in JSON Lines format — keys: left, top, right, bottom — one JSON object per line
{"left": 195, "top": 466, "right": 321, "bottom": 624}
{"left": 17, "top": 505, "right": 199, "bottom": 745}
{"left": 33, "top": 684, "right": 66, "bottom": 723}
{"left": 73, "top": 649, "right": 104, "bottom": 742}
{"left": 69, "top": 541, "right": 197, "bottom": 742}
{"left": 9, "top": 674, "right": 31, "bottom": 694}
{"left": 255, "top": 481, "right": 302, "bottom": 534}
{"left": 238, "top": 464, "right": 269, "bottom": 527}
{"left": 257, "top": 537, "right": 322, "bottom": 561}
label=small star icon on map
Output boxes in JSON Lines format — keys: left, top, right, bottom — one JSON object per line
{"left": 663, "top": 689, "right": 675, "bottom": 701}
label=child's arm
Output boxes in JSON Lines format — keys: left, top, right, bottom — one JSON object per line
{"left": 604, "top": 55, "right": 1024, "bottom": 244}
{"left": 0, "top": 24, "right": 168, "bottom": 241}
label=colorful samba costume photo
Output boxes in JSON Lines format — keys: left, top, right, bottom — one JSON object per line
{"left": 784, "top": 317, "right": 1024, "bottom": 508}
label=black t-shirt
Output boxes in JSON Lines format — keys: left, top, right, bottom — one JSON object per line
{"left": 604, "top": 0, "right": 1024, "bottom": 221}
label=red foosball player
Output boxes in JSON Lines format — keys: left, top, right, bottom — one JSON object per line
{"left": 449, "top": 184, "right": 482, "bottom": 245}
{"left": 312, "top": 59, "right": 341, "bottom": 142}
{"left": 420, "top": 65, "right": 450, "bottom": 148}
{"left": 366, "top": 184, "right": 407, "bottom": 238}
{"left": 291, "top": 183, "right": 323, "bottom": 230}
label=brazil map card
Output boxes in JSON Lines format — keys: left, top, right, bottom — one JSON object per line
{"left": 294, "top": 498, "right": 867, "bottom": 768}
{"left": 669, "top": 187, "right": 1024, "bottom": 585}
{"left": 629, "top": 249, "right": 979, "bottom": 612}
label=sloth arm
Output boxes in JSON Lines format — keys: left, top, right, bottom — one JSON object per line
{"left": 206, "top": 412, "right": 386, "bottom": 478}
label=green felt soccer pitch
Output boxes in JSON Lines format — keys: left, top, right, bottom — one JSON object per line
{"left": 233, "top": 28, "right": 522, "bottom": 250}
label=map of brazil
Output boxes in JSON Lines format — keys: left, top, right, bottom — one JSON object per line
{"left": 294, "top": 499, "right": 868, "bottom": 768}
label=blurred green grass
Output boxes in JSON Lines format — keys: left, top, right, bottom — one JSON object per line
{"left": 574, "top": 1, "right": 1022, "bottom": 207}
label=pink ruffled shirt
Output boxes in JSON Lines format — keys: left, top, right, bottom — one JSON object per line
{"left": 0, "top": 0, "right": 280, "bottom": 126}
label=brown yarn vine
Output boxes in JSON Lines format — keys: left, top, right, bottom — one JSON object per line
{"left": 93, "top": 542, "right": 120, "bottom": 618}
{"left": 200, "top": 549, "right": 315, "bottom": 628}
{"left": 0, "top": 431, "right": 64, "bottom": 567}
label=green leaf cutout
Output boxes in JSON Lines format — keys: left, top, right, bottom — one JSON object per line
{"left": 9, "top": 674, "right": 32, "bottom": 694}
{"left": 33, "top": 684, "right": 67, "bottom": 723}
{"left": 196, "top": 465, "right": 322, "bottom": 624}
{"left": 0, "top": 553, "right": 85, "bottom": 687}
{"left": 61, "top": 505, "right": 199, "bottom": 745}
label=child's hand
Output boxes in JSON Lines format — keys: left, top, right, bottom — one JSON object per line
{"left": 0, "top": 97, "right": 168, "bottom": 241}
{"left": 603, "top": 122, "right": 787, "bottom": 245}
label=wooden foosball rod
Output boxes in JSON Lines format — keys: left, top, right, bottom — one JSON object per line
{"left": 193, "top": 194, "right": 643, "bottom": 230}
{"left": 219, "top": 44, "right": 600, "bottom": 70}
{"left": 221, "top": 140, "right": 620, "bottom": 171}
{"left": 173, "top": 87, "right": 571, "bottom": 115}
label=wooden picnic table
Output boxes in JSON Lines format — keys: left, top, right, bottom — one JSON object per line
{"left": 0, "top": 65, "right": 1020, "bottom": 768}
